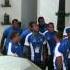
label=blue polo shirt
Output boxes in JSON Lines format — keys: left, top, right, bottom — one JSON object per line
{"left": 7, "top": 41, "right": 23, "bottom": 57}
{"left": 44, "top": 31, "right": 57, "bottom": 56}
{"left": 24, "top": 32, "right": 46, "bottom": 62}
{"left": 3, "top": 26, "right": 22, "bottom": 50}
{"left": 58, "top": 38, "right": 70, "bottom": 69}
{"left": 20, "top": 28, "right": 31, "bottom": 39}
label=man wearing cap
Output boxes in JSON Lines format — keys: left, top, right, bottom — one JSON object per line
{"left": 56, "top": 28, "right": 70, "bottom": 70}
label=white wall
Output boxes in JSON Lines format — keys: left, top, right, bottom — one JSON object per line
{"left": 0, "top": 0, "right": 21, "bottom": 23}
{"left": 37, "top": 0, "right": 59, "bottom": 30}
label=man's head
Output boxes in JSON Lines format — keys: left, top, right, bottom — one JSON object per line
{"left": 12, "top": 19, "right": 19, "bottom": 29}
{"left": 28, "top": 21, "right": 35, "bottom": 31}
{"left": 32, "top": 23, "right": 39, "bottom": 32}
{"left": 10, "top": 31, "right": 20, "bottom": 43}
{"left": 66, "top": 28, "right": 70, "bottom": 38}
{"left": 47, "top": 22, "right": 54, "bottom": 32}
{"left": 38, "top": 17, "right": 45, "bottom": 25}
{"left": 29, "top": 21, "right": 39, "bottom": 32}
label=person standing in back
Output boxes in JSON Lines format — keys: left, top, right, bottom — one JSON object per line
{"left": 38, "top": 17, "right": 47, "bottom": 34}
{"left": 43, "top": 22, "right": 57, "bottom": 70}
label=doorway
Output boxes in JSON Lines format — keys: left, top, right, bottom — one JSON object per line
{"left": 21, "top": 0, "right": 37, "bottom": 27}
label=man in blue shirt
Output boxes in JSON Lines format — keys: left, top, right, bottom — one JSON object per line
{"left": 7, "top": 31, "right": 23, "bottom": 57}
{"left": 20, "top": 21, "right": 34, "bottom": 45}
{"left": 58, "top": 28, "right": 70, "bottom": 70}
{"left": 44, "top": 22, "right": 57, "bottom": 70}
{"left": 24, "top": 22, "right": 48, "bottom": 70}
{"left": 53, "top": 32, "right": 65, "bottom": 70}
{"left": 0, "top": 19, "right": 22, "bottom": 55}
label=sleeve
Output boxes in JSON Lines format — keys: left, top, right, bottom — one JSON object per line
{"left": 55, "top": 43, "right": 62, "bottom": 57}
{"left": 24, "top": 35, "right": 30, "bottom": 46}
{"left": 58, "top": 40, "right": 68, "bottom": 54}
{"left": 3, "top": 28, "right": 9, "bottom": 38}
{"left": 7, "top": 42, "right": 16, "bottom": 55}
{"left": 20, "top": 31, "right": 26, "bottom": 39}
{"left": 20, "top": 29, "right": 30, "bottom": 39}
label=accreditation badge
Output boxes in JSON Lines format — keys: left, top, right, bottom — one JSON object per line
{"left": 35, "top": 47, "right": 40, "bottom": 53}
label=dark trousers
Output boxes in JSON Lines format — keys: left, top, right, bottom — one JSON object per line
{"left": 48, "top": 55, "right": 54, "bottom": 70}
{"left": 67, "top": 59, "right": 70, "bottom": 70}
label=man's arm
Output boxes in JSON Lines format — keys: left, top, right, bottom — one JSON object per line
{"left": 23, "top": 45, "right": 31, "bottom": 59}
{"left": 0, "top": 34, "right": 6, "bottom": 50}
{"left": 43, "top": 43, "right": 48, "bottom": 62}
{"left": 24, "top": 33, "right": 31, "bottom": 59}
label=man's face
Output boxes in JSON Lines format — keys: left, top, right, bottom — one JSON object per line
{"left": 39, "top": 18, "right": 45, "bottom": 25}
{"left": 12, "top": 21, "right": 19, "bottom": 29}
{"left": 32, "top": 24, "right": 39, "bottom": 32}
{"left": 47, "top": 24, "right": 54, "bottom": 32}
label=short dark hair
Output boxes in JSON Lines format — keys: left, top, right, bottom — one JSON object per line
{"left": 29, "top": 21, "right": 37, "bottom": 28}
{"left": 38, "top": 17, "right": 44, "bottom": 22}
{"left": 48, "top": 22, "right": 54, "bottom": 27}
{"left": 12, "top": 19, "right": 18, "bottom": 24}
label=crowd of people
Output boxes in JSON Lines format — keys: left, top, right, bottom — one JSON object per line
{"left": 0, "top": 17, "right": 70, "bottom": 70}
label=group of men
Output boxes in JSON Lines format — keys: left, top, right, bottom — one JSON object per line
{"left": 0, "top": 17, "right": 70, "bottom": 70}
